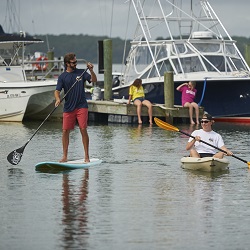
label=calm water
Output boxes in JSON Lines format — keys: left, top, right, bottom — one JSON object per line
{"left": 1, "top": 120, "right": 250, "bottom": 250}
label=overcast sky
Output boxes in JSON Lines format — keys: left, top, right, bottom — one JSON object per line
{"left": 1, "top": 0, "right": 250, "bottom": 38}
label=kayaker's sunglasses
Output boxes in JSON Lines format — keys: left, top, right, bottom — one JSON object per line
{"left": 200, "top": 120, "right": 210, "bottom": 123}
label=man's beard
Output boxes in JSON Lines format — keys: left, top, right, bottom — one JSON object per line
{"left": 70, "top": 65, "right": 76, "bottom": 70}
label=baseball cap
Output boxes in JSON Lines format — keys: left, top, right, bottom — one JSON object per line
{"left": 202, "top": 113, "right": 213, "bottom": 121}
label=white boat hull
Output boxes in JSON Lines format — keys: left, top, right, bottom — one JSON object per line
{"left": 181, "top": 157, "right": 229, "bottom": 172}
{"left": 0, "top": 95, "right": 28, "bottom": 121}
{"left": 0, "top": 80, "right": 57, "bottom": 122}
{"left": 0, "top": 31, "right": 64, "bottom": 122}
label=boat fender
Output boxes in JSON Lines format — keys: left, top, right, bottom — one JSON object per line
{"left": 92, "top": 87, "right": 102, "bottom": 100}
{"left": 35, "top": 56, "right": 48, "bottom": 71}
{"left": 112, "top": 76, "right": 120, "bottom": 87}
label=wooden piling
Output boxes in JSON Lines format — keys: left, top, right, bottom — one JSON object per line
{"left": 164, "top": 72, "right": 174, "bottom": 123}
{"left": 103, "top": 39, "right": 112, "bottom": 100}
{"left": 46, "top": 51, "right": 54, "bottom": 78}
{"left": 245, "top": 44, "right": 250, "bottom": 67}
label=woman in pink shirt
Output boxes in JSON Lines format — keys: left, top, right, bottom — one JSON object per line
{"left": 176, "top": 81, "right": 200, "bottom": 125}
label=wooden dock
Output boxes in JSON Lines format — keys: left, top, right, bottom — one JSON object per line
{"left": 87, "top": 100, "right": 204, "bottom": 124}
{"left": 34, "top": 99, "right": 204, "bottom": 124}
{"left": 86, "top": 42, "right": 204, "bottom": 124}
{"left": 31, "top": 69, "right": 204, "bottom": 124}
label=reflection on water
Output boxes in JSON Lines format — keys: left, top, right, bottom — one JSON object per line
{"left": 61, "top": 170, "right": 89, "bottom": 249}
{"left": 1, "top": 121, "right": 250, "bottom": 249}
{"left": 183, "top": 168, "right": 230, "bottom": 179}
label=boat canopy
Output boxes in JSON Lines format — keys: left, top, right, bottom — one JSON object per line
{"left": 122, "top": 0, "right": 250, "bottom": 85}
{"left": 0, "top": 25, "right": 43, "bottom": 66}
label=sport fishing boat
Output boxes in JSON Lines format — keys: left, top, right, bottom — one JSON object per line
{"left": 181, "top": 157, "right": 229, "bottom": 172}
{"left": 0, "top": 25, "right": 63, "bottom": 122}
{"left": 111, "top": 0, "right": 250, "bottom": 118}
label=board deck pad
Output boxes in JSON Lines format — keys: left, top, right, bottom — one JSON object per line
{"left": 35, "top": 158, "right": 102, "bottom": 171}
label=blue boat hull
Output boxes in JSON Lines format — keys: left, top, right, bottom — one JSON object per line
{"left": 109, "top": 79, "right": 250, "bottom": 117}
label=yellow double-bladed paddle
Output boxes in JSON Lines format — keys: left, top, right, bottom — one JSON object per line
{"left": 154, "top": 117, "right": 250, "bottom": 168}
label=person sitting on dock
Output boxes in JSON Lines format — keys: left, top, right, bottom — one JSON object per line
{"left": 186, "top": 113, "right": 233, "bottom": 158}
{"left": 176, "top": 81, "right": 200, "bottom": 125}
{"left": 128, "top": 78, "right": 153, "bottom": 125}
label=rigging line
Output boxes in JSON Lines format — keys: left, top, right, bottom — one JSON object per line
{"left": 29, "top": 0, "right": 36, "bottom": 35}
{"left": 98, "top": 0, "right": 106, "bottom": 36}
{"left": 110, "top": 0, "right": 115, "bottom": 38}
{"left": 5, "top": 0, "right": 21, "bottom": 33}
{"left": 122, "top": 1, "right": 132, "bottom": 72}
{"left": 39, "top": 1, "right": 50, "bottom": 51}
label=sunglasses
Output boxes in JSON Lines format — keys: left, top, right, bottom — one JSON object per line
{"left": 69, "top": 60, "right": 77, "bottom": 65}
{"left": 200, "top": 120, "right": 210, "bottom": 123}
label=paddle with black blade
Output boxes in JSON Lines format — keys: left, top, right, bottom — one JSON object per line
{"left": 154, "top": 117, "right": 250, "bottom": 168}
{"left": 7, "top": 68, "right": 89, "bottom": 165}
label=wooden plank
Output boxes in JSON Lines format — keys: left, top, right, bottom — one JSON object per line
{"left": 87, "top": 100, "right": 204, "bottom": 118}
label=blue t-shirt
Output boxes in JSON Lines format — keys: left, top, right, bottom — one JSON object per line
{"left": 56, "top": 68, "right": 91, "bottom": 112}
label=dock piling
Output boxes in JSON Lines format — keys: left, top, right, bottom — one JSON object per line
{"left": 103, "top": 39, "right": 112, "bottom": 100}
{"left": 164, "top": 72, "right": 174, "bottom": 123}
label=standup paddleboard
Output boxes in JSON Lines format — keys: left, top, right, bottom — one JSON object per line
{"left": 35, "top": 158, "right": 102, "bottom": 171}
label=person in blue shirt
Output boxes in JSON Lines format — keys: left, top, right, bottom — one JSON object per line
{"left": 54, "top": 53, "right": 97, "bottom": 163}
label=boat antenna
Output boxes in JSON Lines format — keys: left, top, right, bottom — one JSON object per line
{"left": 46, "top": 34, "right": 50, "bottom": 51}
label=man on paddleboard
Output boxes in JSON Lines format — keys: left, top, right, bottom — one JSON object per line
{"left": 54, "top": 53, "right": 97, "bottom": 162}
{"left": 186, "top": 113, "right": 233, "bottom": 158}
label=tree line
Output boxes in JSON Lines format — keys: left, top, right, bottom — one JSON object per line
{"left": 26, "top": 34, "right": 130, "bottom": 64}
{"left": 26, "top": 34, "right": 250, "bottom": 64}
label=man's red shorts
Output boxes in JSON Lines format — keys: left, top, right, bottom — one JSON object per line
{"left": 62, "top": 108, "right": 88, "bottom": 130}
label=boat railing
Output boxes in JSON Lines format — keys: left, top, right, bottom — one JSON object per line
{"left": 121, "top": 0, "right": 250, "bottom": 84}
{"left": 24, "top": 58, "right": 88, "bottom": 81}
{"left": 24, "top": 59, "right": 64, "bottom": 80}
{"left": 124, "top": 37, "right": 249, "bottom": 83}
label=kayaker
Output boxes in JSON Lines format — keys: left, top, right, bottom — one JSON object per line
{"left": 128, "top": 78, "right": 153, "bottom": 125}
{"left": 176, "top": 81, "right": 200, "bottom": 125}
{"left": 186, "top": 113, "right": 233, "bottom": 158}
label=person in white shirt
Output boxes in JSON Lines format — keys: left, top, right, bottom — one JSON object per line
{"left": 186, "top": 113, "right": 233, "bottom": 158}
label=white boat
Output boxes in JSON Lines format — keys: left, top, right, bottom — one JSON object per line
{"left": 181, "top": 157, "right": 229, "bottom": 172}
{"left": 0, "top": 26, "right": 63, "bottom": 122}
{"left": 111, "top": 0, "right": 250, "bottom": 118}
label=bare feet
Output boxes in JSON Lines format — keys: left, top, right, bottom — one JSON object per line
{"left": 190, "top": 121, "right": 195, "bottom": 125}
{"left": 84, "top": 158, "right": 90, "bottom": 163}
{"left": 59, "top": 157, "right": 67, "bottom": 162}
{"left": 196, "top": 120, "right": 200, "bottom": 125}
